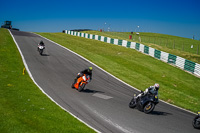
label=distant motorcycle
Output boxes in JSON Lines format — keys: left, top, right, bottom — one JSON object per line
{"left": 38, "top": 45, "right": 45, "bottom": 55}
{"left": 192, "top": 111, "right": 200, "bottom": 129}
{"left": 71, "top": 74, "right": 90, "bottom": 92}
{"left": 129, "top": 91, "right": 159, "bottom": 114}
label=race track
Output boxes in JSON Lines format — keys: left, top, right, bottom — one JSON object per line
{"left": 10, "top": 30, "right": 199, "bottom": 133}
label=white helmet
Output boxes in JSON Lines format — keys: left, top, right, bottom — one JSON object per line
{"left": 154, "top": 83, "right": 160, "bottom": 91}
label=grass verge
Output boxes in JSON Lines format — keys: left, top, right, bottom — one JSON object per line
{"left": 0, "top": 28, "right": 95, "bottom": 133}
{"left": 82, "top": 31, "right": 200, "bottom": 64}
{"left": 37, "top": 32, "right": 200, "bottom": 113}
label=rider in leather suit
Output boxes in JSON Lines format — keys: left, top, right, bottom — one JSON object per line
{"left": 136, "top": 83, "right": 159, "bottom": 98}
{"left": 74, "top": 67, "right": 93, "bottom": 83}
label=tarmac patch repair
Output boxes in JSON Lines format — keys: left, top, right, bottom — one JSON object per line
{"left": 93, "top": 93, "right": 113, "bottom": 100}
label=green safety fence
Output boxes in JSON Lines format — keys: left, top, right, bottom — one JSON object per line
{"left": 104, "top": 37, "right": 107, "bottom": 42}
{"left": 65, "top": 30, "right": 200, "bottom": 77}
{"left": 136, "top": 43, "right": 140, "bottom": 50}
{"left": 92, "top": 35, "right": 95, "bottom": 39}
{"left": 118, "top": 40, "right": 122, "bottom": 46}
{"left": 98, "top": 36, "right": 101, "bottom": 41}
{"left": 127, "top": 41, "right": 131, "bottom": 48}
{"left": 184, "top": 60, "right": 196, "bottom": 73}
{"left": 168, "top": 54, "right": 177, "bottom": 64}
{"left": 110, "top": 38, "right": 114, "bottom": 44}
{"left": 154, "top": 49, "right": 161, "bottom": 59}
{"left": 144, "top": 46, "right": 149, "bottom": 54}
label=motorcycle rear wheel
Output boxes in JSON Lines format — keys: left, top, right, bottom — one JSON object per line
{"left": 192, "top": 116, "right": 200, "bottom": 129}
{"left": 144, "top": 102, "right": 155, "bottom": 114}
{"left": 129, "top": 98, "right": 136, "bottom": 108}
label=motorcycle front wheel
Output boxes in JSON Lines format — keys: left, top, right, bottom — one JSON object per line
{"left": 143, "top": 102, "right": 155, "bottom": 114}
{"left": 78, "top": 83, "right": 85, "bottom": 92}
{"left": 71, "top": 83, "right": 75, "bottom": 88}
{"left": 39, "top": 49, "right": 43, "bottom": 55}
{"left": 71, "top": 79, "right": 77, "bottom": 88}
{"left": 192, "top": 116, "right": 200, "bottom": 129}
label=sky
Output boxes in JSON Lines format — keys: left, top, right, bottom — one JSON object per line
{"left": 1, "top": 0, "right": 200, "bottom": 39}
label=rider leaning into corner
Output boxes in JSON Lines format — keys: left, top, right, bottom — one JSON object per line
{"left": 74, "top": 67, "right": 93, "bottom": 83}
{"left": 136, "top": 83, "right": 160, "bottom": 99}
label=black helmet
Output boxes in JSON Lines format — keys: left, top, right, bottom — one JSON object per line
{"left": 40, "top": 40, "right": 44, "bottom": 44}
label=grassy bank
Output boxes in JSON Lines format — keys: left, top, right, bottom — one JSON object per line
{"left": 82, "top": 31, "right": 200, "bottom": 64}
{"left": 0, "top": 28, "right": 95, "bottom": 133}
{"left": 37, "top": 32, "right": 200, "bottom": 113}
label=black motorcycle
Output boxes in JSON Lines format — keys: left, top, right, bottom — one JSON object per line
{"left": 129, "top": 91, "right": 159, "bottom": 114}
{"left": 192, "top": 111, "right": 200, "bottom": 129}
{"left": 38, "top": 45, "right": 45, "bottom": 55}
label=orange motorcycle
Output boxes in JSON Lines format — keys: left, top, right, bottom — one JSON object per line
{"left": 71, "top": 74, "right": 91, "bottom": 92}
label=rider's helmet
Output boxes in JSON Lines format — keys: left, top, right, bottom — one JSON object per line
{"left": 40, "top": 40, "right": 44, "bottom": 45}
{"left": 154, "top": 83, "right": 160, "bottom": 91}
{"left": 88, "top": 67, "right": 93, "bottom": 72}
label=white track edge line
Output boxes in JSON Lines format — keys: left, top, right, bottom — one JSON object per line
{"left": 36, "top": 32, "right": 196, "bottom": 115}
{"left": 8, "top": 30, "right": 101, "bottom": 133}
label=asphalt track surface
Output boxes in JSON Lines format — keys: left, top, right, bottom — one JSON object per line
{"left": 10, "top": 30, "right": 199, "bottom": 133}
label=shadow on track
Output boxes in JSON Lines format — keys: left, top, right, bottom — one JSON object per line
{"left": 41, "top": 54, "right": 50, "bottom": 56}
{"left": 82, "top": 88, "right": 104, "bottom": 94}
{"left": 149, "top": 111, "right": 172, "bottom": 116}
